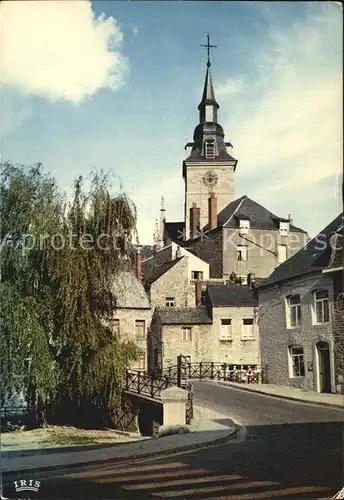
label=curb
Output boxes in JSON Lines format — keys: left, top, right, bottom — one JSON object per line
{"left": 2, "top": 427, "right": 238, "bottom": 477}
{"left": 214, "top": 381, "right": 344, "bottom": 410}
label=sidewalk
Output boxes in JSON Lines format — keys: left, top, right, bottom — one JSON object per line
{"left": 1, "top": 405, "right": 237, "bottom": 475}
{"left": 214, "top": 380, "right": 344, "bottom": 408}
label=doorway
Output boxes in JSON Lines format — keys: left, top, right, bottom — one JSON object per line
{"left": 317, "top": 341, "right": 332, "bottom": 393}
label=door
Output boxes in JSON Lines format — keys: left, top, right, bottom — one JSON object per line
{"left": 317, "top": 342, "right": 331, "bottom": 393}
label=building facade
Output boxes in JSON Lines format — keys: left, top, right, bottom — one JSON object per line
{"left": 257, "top": 213, "right": 343, "bottom": 394}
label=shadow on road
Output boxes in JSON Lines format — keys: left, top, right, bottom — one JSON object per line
{"left": 3, "top": 420, "right": 343, "bottom": 499}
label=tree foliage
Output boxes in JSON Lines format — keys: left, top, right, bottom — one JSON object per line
{"left": 0, "top": 162, "right": 139, "bottom": 419}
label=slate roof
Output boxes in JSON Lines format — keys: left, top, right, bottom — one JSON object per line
{"left": 164, "top": 221, "right": 185, "bottom": 243}
{"left": 207, "top": 283, "right": 258, "bottom": 307}
{"left": 112, "top": 271, "right": 150, "bottom": 309}
{"left": 257, "top": 213, "right": 343, "bottom": 288}
{"left": 216, "top": 195, "right": 307, "bottom": 232}
{"left": 156, "top": 306, "right": 212, "bottom": 325}
{"left": 184, "top": 148, "right": 236, "bottom": 163}
{"left": 144, "top": 257, "right": 184, "bottom": 288}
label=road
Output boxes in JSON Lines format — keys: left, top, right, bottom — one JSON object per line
{"left": 3, "top": 380, "right": 344, "bottom": 499}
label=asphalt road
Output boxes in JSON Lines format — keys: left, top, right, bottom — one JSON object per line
{"left": 3, "top": 381, "right": 344, "bottom": 499}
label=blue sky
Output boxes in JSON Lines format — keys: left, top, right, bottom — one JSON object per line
{"left": 1, "top": 1, "right": 342, "bottom": 243}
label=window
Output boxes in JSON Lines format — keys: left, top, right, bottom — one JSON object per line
{"left": 135, "top": 320, "right": 146, "bottom": 339}
{"left": 287, "top": 295, "right": 301, "bottom": 327}
{"left": 314, "top": 290, "right": 329, "bottom": 323}
{"left": 237, "top": 245, "right": 247, "bottom": 262}
{"left": 205, "top": 140, "right": 215, "bottom": 159}
{"left": 138, "top": 351, "right": 146, "bottom": 370}
{"left": 191, "top": 270, "right": 203, "bottom": 280}
{"left": 112, "top": 319, "right": 120, "bottom": 335}
{"left": 279, "top": 221, "right": 290, "bottom": 236}
{"left": 278, "top": 245, "right": 287, "bottom": 263}
{"left": 239, "top": 219, "right": 250, "bottom": 234}
{"left": 242, "top": 318, "right": 254, "bottom": 340}
{"left": 182, "top": 327, "right": 192, "bottom": 341}
{"left": 165, "top": 297, "right": 175, "bottom": 307}
{"left": 220, "top": 319, "right": 232, "bottom": 340}
{"left": 289, "top": 346, "right": 305, "bottom": 377}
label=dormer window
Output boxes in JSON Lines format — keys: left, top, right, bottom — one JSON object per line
{"left": 239, "top": 219, "right": 250, "bottom": 234}
{"left": 279, "top": 221, "right": 290, "bottom": 236}
{"left": 205, "top": 140, "right": 215, "bottom": 159}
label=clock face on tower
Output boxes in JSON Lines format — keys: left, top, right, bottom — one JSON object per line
{"left": 202, "top": 170, "right": 218, "bottom": 187}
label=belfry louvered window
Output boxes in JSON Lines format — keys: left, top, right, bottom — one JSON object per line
{"left": 205, "top": 140, "right": 215, "bottom": 159}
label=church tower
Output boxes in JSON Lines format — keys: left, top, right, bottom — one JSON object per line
{"left": 183, "top": 36, "right": 237, "bottom": 239}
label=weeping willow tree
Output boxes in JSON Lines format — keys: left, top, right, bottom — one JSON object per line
{"left": 0, "top": 162, "right": 139, "bottom": 425}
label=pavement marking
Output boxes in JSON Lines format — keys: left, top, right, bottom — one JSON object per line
{"left": 151, "top": 481, "right": 278, "bottom": 497}
{"left": 69, "top": 461, "right": 188, "bottom": 479}
{"left": 205, "top": 485, "right": 332, "bottom": 499}
{"left": 122, "top": 474, "right": 243, "bottom": 490}
{"left": 91, "top": 468, "right": 209, "bottom": 484}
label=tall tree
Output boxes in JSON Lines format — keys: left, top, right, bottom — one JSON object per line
{"left": 0, "top": 163, "right": 139, "bottom": 424}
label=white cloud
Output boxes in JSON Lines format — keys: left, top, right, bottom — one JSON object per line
{"left": 0, "top": 1, "right": 128, "bottom": 103}
{"left": 221, "top": 5, "right": 342, "bottom": 221}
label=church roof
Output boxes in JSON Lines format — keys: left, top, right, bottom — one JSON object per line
{"left": 216, "top": 195, "right": 307, "bottom": 233}
{"left": 207, "top": 283, "right": 258, "bottom": 307}
{"left": 257, "top": 213, "right": 343, "bottom": 288}
{"left": 184, "top": 147, "right": 236, "bottom": 163}
{"left": 198, "top": 66, "right": 219, "bottom": 109}
{"left": 155, "top": 306, "right": 212, "bottom": 325}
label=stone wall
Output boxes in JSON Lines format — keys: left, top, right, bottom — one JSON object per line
{"left": 149, "top": 258, "right": 193, "bottom": 309}
{"left": 222, "top": 227, "right": 309, "bottom": 280}
{"left": 162, "top": 324, "right": 213, "bottom": 366}
{"left": 258, "top": 272, "right": 337, "bottom": 392}
{"left": 211, "top": 306, "right": 260, "bottom": 364}
{"left": 113, "top": 308, "right": 152, "bottom": 371}
{"left": 332, "top": 269, "right": 344, "bottom": 394}
{"left": 188, "top": 229, "right": 223, "bottom": 278}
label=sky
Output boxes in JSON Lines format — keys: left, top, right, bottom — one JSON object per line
{"left": 1, "top": 1, "right": 342, "bottom": 244}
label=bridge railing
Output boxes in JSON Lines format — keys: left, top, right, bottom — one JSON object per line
{"left": 124, "top": 369, "right": 194, "bottom": 424}
{"left": 161, "top": 361, "right": 268, "bottom": 385}
{"left": 125, "top": 370, "right": 172, "bottom": 399}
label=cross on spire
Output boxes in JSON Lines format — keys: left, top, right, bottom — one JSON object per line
{"left": 201, "top": 34, "right": 217, "bottom": 67}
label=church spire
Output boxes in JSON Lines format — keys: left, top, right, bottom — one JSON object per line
{"left": 198, "top": 34, "right": 219, "bottom": 123}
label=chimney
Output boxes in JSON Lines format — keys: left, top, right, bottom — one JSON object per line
{"left": 208, "top": 193, "right": 217, "bottom": 230}
{"left": 190, "top": 203, "right": 200, "bottom": 240}
{"left": 195, "top": 280, "right": 204, "bottom": 305}
{"left": 247, "top": 272, "right": 256, "bottom": 289}
{"left": 288, "top": 213, "right": 293, "bottom": 225}
{"left": 136, "top": 247, "right": 142, "bottom": 281}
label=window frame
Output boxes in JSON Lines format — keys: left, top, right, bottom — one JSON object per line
{"left": 205, "top": 140, "right": 215, "bottom": 159}
{"left": 277, "top": 244, "right": 287, "bottom": 264}
{"left": 288, "top": 345, "right": 305, "bottom": 378}
{"left": 241, "top": 318, "right": 254, "bottom": 340}
{"left": 191, "top": 270, "right": 204, "bottom": 280}
{"left": 112, "top": 318, "right": 120, "bottom": 335}
{"left": 313, "top": 289, "right": 330, "bottom": 324}
{"left": 181, "top": 327, "right": 192, "bottom": 342}
{"left": 165, "top": 296, "right": 176, "bottom": 307}
{"left": 135, "top": 319, "right": 146, "bottom": 339}
{"left": 237, "top": 245, "right": 248, "bottom": 262}
{"left": 239, "top": 219, "right": 250, "bottom": 234}
{"left": 220, "top": 318, "right": 232, "bottom": 340}
{"left": 279, "top": 221, "right": 290, "bottom": 236}
{"left": 286, "top": 294, "right": 301, "bottom": 328}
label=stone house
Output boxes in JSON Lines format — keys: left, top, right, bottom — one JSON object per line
{"left": 172, "top": 195, "right": 309, "bottom": 282}
{"left": 148, "top": 282, "right": 259, "bottom": 371}
{"left": 257, "top": 213, "right": 343, "bottom": 394}
{"left": 112, "top": 271, "right": 152, "bottom": 371}
{"left": 142, "top": 244, "right": 210, "bottom": 308}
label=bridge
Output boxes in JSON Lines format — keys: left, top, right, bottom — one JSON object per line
{"left": 122, "top": 356, "right": 267, "bottom": 435}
